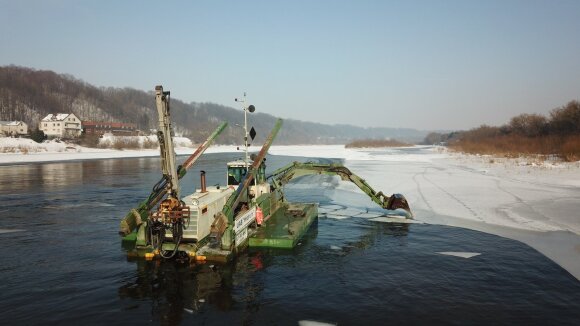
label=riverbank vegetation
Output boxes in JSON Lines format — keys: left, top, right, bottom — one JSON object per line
{"left": 78, "top": 134, "right": 169, "bottom": 150}
{"left": 96, "top": 136, "right": 161, "bottom": 150}
{"left": 424, "top": 101, "right": 580, "bottom": 161}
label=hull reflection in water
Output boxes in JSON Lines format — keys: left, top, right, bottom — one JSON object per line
{"left": 118, "top": 221, "right": 322, "bottom": 323}
{"left": 116, "top": 221, "right": 414, "bottom": 324}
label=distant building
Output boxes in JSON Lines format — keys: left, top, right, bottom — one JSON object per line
{"left": 0, "top": 121, "right": 28, "bottom": 136}
{"left": 40, "top": 113, "right": 82, "bottom": 138}
{"left": 82, "top": 121, "right": 137, "bottom": 136}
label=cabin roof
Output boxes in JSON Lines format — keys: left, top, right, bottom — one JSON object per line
{"left": 41, "top": 113, "right": 73, "bottom": 122}
{"left": 0, "top": 121, "right": 25, "bottom": 126}
{"left": 227, "top": 160, "right": 253, "bottom": 167}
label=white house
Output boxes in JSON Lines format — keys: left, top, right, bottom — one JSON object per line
{"left": 40, "top": 113, "right": 82, "bottom": 138}
{"left": 0, "top": 121, "right": 28, "bottom": 136}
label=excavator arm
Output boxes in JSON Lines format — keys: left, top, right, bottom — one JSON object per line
{"left": 268, "top": 162, "right": 413, "bottom": 218}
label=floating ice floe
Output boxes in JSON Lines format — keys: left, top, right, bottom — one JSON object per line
{"left": 44, "top": 202, "right": 115, "bottom": 209}
{"left": 298, "top": 321, "right": 336, "bottom": 326}
{"left": 356, "top": 212, "right": 384, "bottom": 219}
{"left": 325, "top": 214, "right": 350, "bottom": 220}
{"left": 319, "top": 204, "right": 346, "bottom": 210}
{"left": 320, "top": 207, "right": 416, "bottom": 223}
{"left": 370, "top": 216, "right": 416, "bottom": 224}
{"left": 437, "top": 252, "right": 481, "bottom": 259}
{"left": 0, "top": 229, "right": 25, "bottom": 234}
{"left": 337, "top": 208, "right": 366, "bottom": 216}
{"left": 318, "top": 207, "right": 338, "bottom": 214}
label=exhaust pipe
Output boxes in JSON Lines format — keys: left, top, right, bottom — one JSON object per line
{"left": 200, "top": 170, "right": 207, "bottom": 193}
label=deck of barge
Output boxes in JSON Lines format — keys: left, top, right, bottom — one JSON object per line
{"left": 249, "top": 203, "right": 318, "bottom": 249}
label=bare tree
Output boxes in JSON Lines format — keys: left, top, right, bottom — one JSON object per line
{"left": 509, "top": 113, "right": 547, "bottom": 137}
{"left": 549, "top": 101, "right": 580, "bottom": 135}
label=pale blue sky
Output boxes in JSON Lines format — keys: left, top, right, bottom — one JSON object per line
{"left": 1, "top": 0, "right": 579, "bottom": 130}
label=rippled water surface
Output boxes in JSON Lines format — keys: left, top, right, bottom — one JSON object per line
{"left": 1, "top": 152, "right": 579, "bottom": 325}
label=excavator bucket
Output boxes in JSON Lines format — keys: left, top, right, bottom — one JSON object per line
{"left": 386, "top": 193, "right": 411, "bottom": 214}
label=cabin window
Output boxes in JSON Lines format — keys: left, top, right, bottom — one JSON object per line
{"left": 227, "top": 166, "right": 247, "bottom": 186}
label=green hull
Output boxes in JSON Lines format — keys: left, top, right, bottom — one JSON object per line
{"left": 249, "top": 203, "right": 318, "bottom": 249}
{"left": 122, "top": 199, "right": 319, "bottom": 260}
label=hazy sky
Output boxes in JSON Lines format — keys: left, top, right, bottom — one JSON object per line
{"left": 1, "top": 0, "right": 579, "bottom": 130}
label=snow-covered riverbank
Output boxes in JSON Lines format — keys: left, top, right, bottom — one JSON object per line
{"left": 0, "top": 136, "right": 193, "bottom": 164}
{"left": 1, "top": 139, "right": 579, "bottom": 279}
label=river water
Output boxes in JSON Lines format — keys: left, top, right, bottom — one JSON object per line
{"left": 0, "top": 152, "right": 579, "bottom": 325}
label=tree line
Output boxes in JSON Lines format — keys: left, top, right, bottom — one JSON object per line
{"left": 423, "top": 101, "right": 580, "bottom": 161}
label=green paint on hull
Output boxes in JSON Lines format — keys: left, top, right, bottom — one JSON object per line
{"left": 249, "top": 203, "right": 318, "bottom": 249}
{"left": 121, "top": 201, "right": 318, "bottom": 259}
{"left": 121, "top": 232, "right": 137, "bottom": 251}
{"left": 122, "top": 232, "right": 137, "bottom": 243}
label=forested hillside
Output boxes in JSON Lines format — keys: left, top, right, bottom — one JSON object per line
{"left": 0, "top": 65, "right": 426, "bottom": 144}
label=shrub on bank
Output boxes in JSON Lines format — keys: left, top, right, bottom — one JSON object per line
{"left": 560, "top": 135, "right": 580, "bottom": 162}
{"left": 449, "top": 134, "right": 580, "bottom": 162}
{"left": 142, "top": 137, "right": 158, "bottom": 149}
{"left": 112, "top": 138, "right": 140, "bottom": 150}
{"left": 434, "top": 100, "right": 580, "bottom": 162}
{"left": 79, "top": 134, "right": 100, "bottom": 148}
{"left": 96, "top": 134, "right": 199, "bottom": 150}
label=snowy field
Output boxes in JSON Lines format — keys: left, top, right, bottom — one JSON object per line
{"left": 1, "top": 138, "right": 579, "bottom": 279}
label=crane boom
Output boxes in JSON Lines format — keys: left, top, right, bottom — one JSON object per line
{"left": 177, "top": 121, "right": 228, "bottom": 179}
{"left": 119, "top": 89, "right": 228, "bottom": 237}
{"left": 155, "top": 85, "right": 180, "bottom": 199}
{"left": 268, "top": 162, "right": 412, "bottom": 218}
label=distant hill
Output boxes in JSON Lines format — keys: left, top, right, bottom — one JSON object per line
{"left": 0, "top": 65, "right": 428, "bottom": 144}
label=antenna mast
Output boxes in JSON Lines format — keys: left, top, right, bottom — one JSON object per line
{"left": 235, "top": 92, "right": 251, "bottom": 172}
